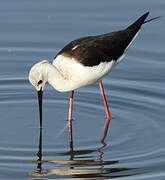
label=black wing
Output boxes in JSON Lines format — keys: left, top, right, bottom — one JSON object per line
{"left": 55, "top": 12, "right": 149, "bottom": 66}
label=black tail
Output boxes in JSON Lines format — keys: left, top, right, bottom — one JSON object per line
{"left": 127, "top": 12, "right": 149, "bottom": 29}
{"left": 127, "top": 12, "right": 160, "bottom": 30}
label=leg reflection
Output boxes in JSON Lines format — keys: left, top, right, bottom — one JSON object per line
{"left": 29, "top": 118, "right": 120, "bottom": 178}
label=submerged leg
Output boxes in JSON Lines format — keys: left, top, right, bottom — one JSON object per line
{"left": 68, "top": 91, "right": 74, "bottom": 126}
{"left": 99, "top": 81, "right": 111, "bottom": 120}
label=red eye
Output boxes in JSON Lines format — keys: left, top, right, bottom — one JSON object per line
{"left": 38, "top": 80, "right": 43, "bottom": 85}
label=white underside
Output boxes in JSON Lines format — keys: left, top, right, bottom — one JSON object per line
{"left": 53, "top": 55, "right": 118, "bottom": 92}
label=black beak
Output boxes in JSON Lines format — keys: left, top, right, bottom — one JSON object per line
{"left": 37, "top": 88, "right": 43, "bottom": 128}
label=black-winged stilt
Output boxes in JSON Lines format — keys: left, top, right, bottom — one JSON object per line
{"left": 29, "top": 12, "right": 159, "bottom": 128}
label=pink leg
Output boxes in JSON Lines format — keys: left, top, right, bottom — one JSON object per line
{"left": 68, "top": 91, "right": 74, "bottom": 126}
{"left": 99, "top": 81, "right": 111, "bottom": 120}
{"left": 69, "top": 119, "right": 73, "bottom": 154}
{"left": 101, "top": 119, "right": 110, "bottom": 144}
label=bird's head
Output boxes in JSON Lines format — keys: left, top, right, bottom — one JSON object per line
{"left": 29, "top": 60, "right": 49, "bottom": 92}
{"left": 29, "top": 60, "right": 49, "bottom": 128}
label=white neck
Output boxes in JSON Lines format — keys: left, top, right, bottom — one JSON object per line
{"left": 43, "top": 63, "right": 73, "bottom": 92}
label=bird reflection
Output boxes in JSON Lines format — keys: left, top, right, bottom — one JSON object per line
{"left": 29, "top": 119, "right": 131, "bottom": 179}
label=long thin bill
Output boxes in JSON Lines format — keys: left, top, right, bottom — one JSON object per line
{"left": 37, "top": 89, "right": 43, "bottom": 128}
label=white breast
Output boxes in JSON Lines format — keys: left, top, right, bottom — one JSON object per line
{"left": 53, "top": 55, "right": 116, "bottom": 90}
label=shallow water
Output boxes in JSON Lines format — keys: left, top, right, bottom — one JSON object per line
{"left": 0, "top": 0, "right": 165, "bottom": 179}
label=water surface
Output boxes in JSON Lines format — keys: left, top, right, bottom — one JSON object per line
{"left": 0, "top": 0, "right": 165, "bottom": 179}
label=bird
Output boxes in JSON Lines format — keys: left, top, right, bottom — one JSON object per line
{"left": 29, "top": 12, "right": 160, "bottom": 128}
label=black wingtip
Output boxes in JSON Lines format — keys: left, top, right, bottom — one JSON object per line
{"left": 127, "top": 12, "right": 150, "bottom": 29}
{"left": 143, "top": 15, "right": 161, "bottom": 24}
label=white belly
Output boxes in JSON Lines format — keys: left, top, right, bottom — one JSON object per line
{"left": 53, "top": 55, "right": 118, "bottom": 90}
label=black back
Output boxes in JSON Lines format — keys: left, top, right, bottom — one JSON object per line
{"left": 55, "top": 12, "right": 149, "bottom": 66}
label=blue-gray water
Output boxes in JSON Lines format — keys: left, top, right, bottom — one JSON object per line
{"left": 0, "top": 0, "right": 165, "bottom": 179}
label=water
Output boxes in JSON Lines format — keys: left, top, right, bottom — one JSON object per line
{"left": 0, "top": 0, "right": 165, "bottom": 179}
